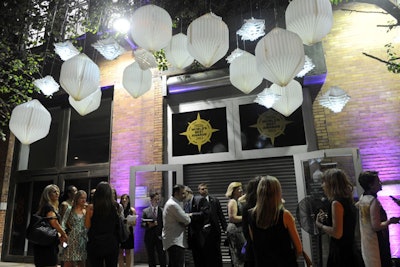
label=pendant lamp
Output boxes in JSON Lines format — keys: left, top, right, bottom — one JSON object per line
{"left": 54, "top": 41, "right": 80, "bottom": 61}
{"left": 270, "top": 80, "right": 303, "bottom": 117}
{"left": 254, "top": 87, "right": 281, "bottom": 108}
{"left": 319, "top": 86, "right": 350, "bottom": 113}
{"left": 92, "top": 37, "right": 125, "bottom": 60}
{"left": 226, "top": 48, "right": 245, "bottom": 64}
{"left": 236, "top": 17, "right": 265, "bottom": 41}
{"left": 69, "top": 88, "right": 102, "bottom": 116}
{"left": 255, "top": 27, "right": 305, "bottom": 87}
{"left": 187, "top": 12, "right": 229, "bottom": 68}
{"left": 33, "top": 75, "right": 60, "bottom": 96}
{"left": 9, "top": 99, "right": 52, "bottom": 145}
{"left": 164, "top": 33, "right": 194, "bottom": 69}
{"left": 229, "top": 51, "right": 263, "bottom": 94}
{"left": 60, "top": 53, "right": 100, "bottom": 101}
{"left": 122, "top": 62, "right": 153, "bottom": 98}
{"left": 134, "top": 48, "right": 158, "bottom": 70}
{"left": 130, "top": 4, "right": 172, "bottom": 52}
{"left": 286, "top": 0, "right": 333, "bottom": 46}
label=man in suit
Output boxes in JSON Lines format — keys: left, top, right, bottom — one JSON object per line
{"left": 184, "top": 186, "right": 210, "bottom": 267}
{"left": 141, "top": 192, "right": 167, "bottom": 267}
{"left": 198, "top": 183, "right": 228, "bottom": 267}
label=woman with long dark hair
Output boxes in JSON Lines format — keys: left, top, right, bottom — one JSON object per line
{"left": 118, "top": 194, "right": 137, "bottom": 267}
{"left": 85, "top": 181, "right": 120, "bottom": 267}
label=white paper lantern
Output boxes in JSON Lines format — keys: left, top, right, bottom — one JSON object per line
{"left": 164, "top": 33, "right": 194, "bottom": 69}
{"left": 270, "top": 80, "right": 303, "bottom": 117}
{"left": 60, "top": 53, "right": 100, "bottom": 101}
{"left": 92, "top": 37, "right": 125, "bottom": 60}
{"left": 236, "top": 17, "right": 265, "bottom": 41}
{"left": 134, "top": 48, "right": 158, "bottom": 70}
{"left": 33, "top": 75, "right": 60, "bottom": 96}
{"left": 187, "top": 12, "right": 229, "bottom": 68}
{"left": 229, "top": 51, "right": 263, "bottom": 94}
{"left": 254, "top": 87, "right": 281, "bottom": 108}
{"left": 226, "top": 48, "right": 245, "bottom": 64}
{"left": 319, "top": 86, "right": 350, "bottom": 113}
{"left": 255, "top": 27, "right": 305, "bottom": 87}
{"left": 122, "top": 62, "right": 152, "bottom": 98}
{"left": 130, "top": 4, "right": 172, "bottom": 52}
{"left": 54, "top": 41, "right": 80, "bottom": 61}
{"left": 286, "top": 0, "right": 333, "bottom": 46}
{"left": 9, "top": 99, "right": 51, "bottom": 145}
{"left": 69, "top": 88, "right": 102, "bottom": 116}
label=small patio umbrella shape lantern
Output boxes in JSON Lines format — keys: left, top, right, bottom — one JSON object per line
{"left": 319, "top": 86, "right": 350, "bottom": 113}
{"left": 33, "top": 75, "right": 60, "bottom": 96}
{"left": 187, "top": 12, "right": 229, "bottom": 68}
{"left": 122, "top": 62, "right": 153, "bottom": 98}
{"left": 9, "top": 99, "right": 52, "bottom": 145}
{"left": 60, "top": 53, "right": 100, "bottom": 101}
{"left": 54, "top": 41, "right": 80, "bottom": 61}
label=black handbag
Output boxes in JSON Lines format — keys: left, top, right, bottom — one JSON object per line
{"left": 26, "top": 214, "right": 58, "bottom": 246}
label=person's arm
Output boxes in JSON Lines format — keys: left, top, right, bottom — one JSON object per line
{"left": 129, "top": 207, "right": 137, "bottom": 226}
{"left": 370, "top": 198, "right": 400, "bottom": 231}
{"left": 47, "top": 210, "right": 67, "bottom": 243}
{"left": 317, "top": 201, "right": 344, "bottom": 239}
{"left": 283, "top": 210, "right": 302, "bottom": 257}
{"left": 227, "top": 199, "right": 242, "bottom": 223}
{"left": 85, "top": 204, "right": 93, "bottom": 229}
{"left": 175, "top": 202, "right": 191, "bottom": 225}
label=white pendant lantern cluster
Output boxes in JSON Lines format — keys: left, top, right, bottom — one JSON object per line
{"left": 285, "top": 0, "right": 333, "bottom": 46}
{"left": 255, "top": 28, "right": 305, "bottom": 87}
{"left": 229, "top": 51, "right": 263, "bottom": 94}
{"left": 54, "top": 41, "right": 80, "bottom": 61}
{"left": 122, "top": 62, "right": 153, "bottom": 98}
{"left": 236, "top": 17, "right": 266, "bottom": 41}
{"left": 60, "top": 53, "right": 100, "bottom": 101}
{"left": 270, "top": 80, "right": 303, "bottom": 117}
{"left": 164, "top": 33, "right": 194, "bottom": 70}
{"left": 9, "top": 99, "right": 52, "bottom": 145}
{"left": 33, "top": 75, "right": 60, "bottom": 96}
{"left": 254, "top": 87, "right": 281, "bottom": 108}
{"left": 187, "top": 13, "right": 229, "bottom": 68}
{"left": 92, "top": 37, "right": 125, "bottom": 60}
{"left": 130, "top": 4, "right": 172, "bottom": 52}
{"left": 319, "top": 86, "right": 350, "bottom": 113}
{"left": 68, "top": 88, "right": 102, "bottom": 116}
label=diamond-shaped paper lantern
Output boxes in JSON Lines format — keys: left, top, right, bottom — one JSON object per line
{"left": 9, "top": 99, "right": 52, "bottom": 145}
{"left": 54, "top": 41, "right": 80, "bottom": 61}
{"left": 134, "top": 48, "right": 158, "bottom": 70}
{"left": 270, "top": 80, "right": 303, "bottom": 117}
{"left": 33, "top": 75, "right": 59, "bottom": 96}
{"left": 286, "top": 0, "right": 333, "bottom": 46}
{"left": 255, "top": 27, "right": 305, "bottom": 87}
{"left": 122, "top": 62, "right": 152, "bottom": 98}
{"left": 187, "top": 12, "right": 229, "bottom": 68}
{"left": 92, "top": 37, "right": 125, "bottom": 60}
{"left": 69, "top": 88, "right": 102, "bottom": 116}
{"left": 130, "top": 4, "right": 172, "bottom": 52}
{"left": 164, "top": 33, "right": 194, "bottom": 69}
{"left": 229, "top": 51, "right": 263, "bottom": 94}
{"left": 60, "top": 53, "right": 100, "bottom": 101}
{"left": 254, "top": 87, "right": 281, "bottom": 108}
{"left": 319, "top": 86, "right": 350, "bottom": 113}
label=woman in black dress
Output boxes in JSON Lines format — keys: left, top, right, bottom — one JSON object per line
{"left": 316, "top": 168, "right": 357, "bottom": 267}
{"left": 118, "top": 194, "right": 137, "bottom": 267}
{"left": 33, "top": 184, "right": 68, "bottom": 267}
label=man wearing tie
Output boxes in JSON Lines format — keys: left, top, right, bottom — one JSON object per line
{"left": 184, "top": 186, "right": 210, "bottom": 267}
{"left": 198, "top": 183, "right": 228, "bottom": 267}
{"left": 141, "top": 192, "right": 167, "bottom": 267}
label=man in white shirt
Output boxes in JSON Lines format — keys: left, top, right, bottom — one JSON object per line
{"left": 162, "top": 184, "right": 191, "bottom": 267}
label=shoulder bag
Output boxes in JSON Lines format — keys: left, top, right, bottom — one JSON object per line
{"left": 26, "top": 214, "right": 58, "bottom": 246}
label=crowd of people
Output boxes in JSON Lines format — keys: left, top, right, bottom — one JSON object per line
{"left": 31, "top": 168, "right": 399, "bottom": 267}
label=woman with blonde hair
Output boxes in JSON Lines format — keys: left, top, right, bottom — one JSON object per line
{"left": 315, "top": 168, "right": 357, "bottom": 267}
{"left": 225, "top": 181, "right": 245, "bottom": 267}
{"left": 33, "top": 184, "right": 68, "bottom": 267}
{"left": 248, "top": 176, "right": 302, "bottom": 267}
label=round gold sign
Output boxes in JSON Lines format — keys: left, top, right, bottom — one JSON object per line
{"left": 251, "top": 110, "right": 292, "bottom": 145}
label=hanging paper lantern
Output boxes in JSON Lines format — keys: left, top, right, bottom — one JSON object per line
{"left": 54, "top": 41, "right": 80, "bottom": 61}
{"left": 60, "top": 53, "right": 100, "bottom": 101}
{"left": 92, "top": 37, "right": 125, "bottom": 60}
{"left": 254, "top": 87, "right": 281, "bottom": 108}
{"left": 122, "top": 62, "right": 152, "bottom": 98}
{"left": 187, "top": 12, "right": 229, "bottom": 68}
{"left": 319, "top": 86, "right": 350, "bottom": 113}
{"left": 164, "top": 33, "right": 194, "bottom": 69}
{"left": 69, "top": 88, "right": 102, "bottom": 116}
{"left": 229, "top": 51, "right": 263, "bottom": 94}
{"left": 130, "top": 4, "right": 172, "bottom": 52}
{"left": 226, "top": 48, "right": 245, "bottom": 64}
{"left": 33, "top": 75, "right": 60, "bottom": 96}
{"left": 9, "top": 99, "right": 52, "bottom": 145}
{"left": 255, "top": 27, "right": 305, "bottom": 87}
{"left": 236, "top": 17, "right": 265, "bottom": 41}
{"left": 134, "top": 48, "right": 158, "bottom": 70}
{"left": 270, "top": 80, "right": 303, "bottom": 117}
{"left": 286, "top": 0, "right": 333, "bottom": 46}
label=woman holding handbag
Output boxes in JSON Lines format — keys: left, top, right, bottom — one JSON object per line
{"left": 33, "top": 184, "right": 68, "bottom": 267}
